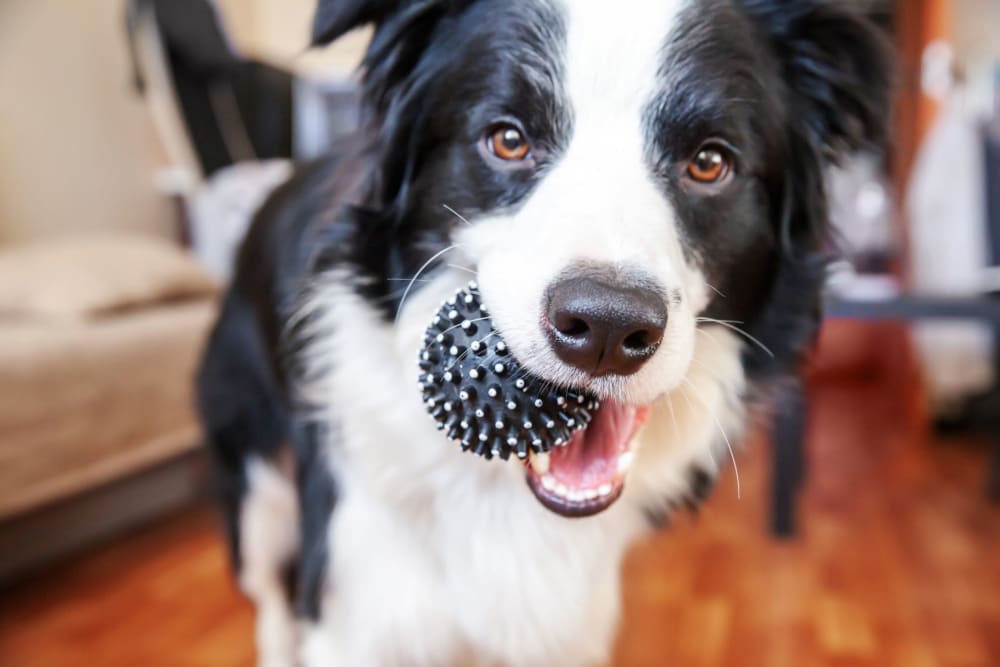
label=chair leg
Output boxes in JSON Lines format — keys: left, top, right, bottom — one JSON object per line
{"left": 772, "top": 379, "right": 808, "bottom": 538}
{"left": 988, "top": 432, "right": 1000, "bottom": 503}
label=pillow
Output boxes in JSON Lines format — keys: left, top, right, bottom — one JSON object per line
{"left": 0, "top": 235, "right": 220, "bottom": 321}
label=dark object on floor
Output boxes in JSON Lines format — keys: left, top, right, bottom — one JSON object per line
{"left": 772, "top": 379, "right": 808, "bottom": 538}
{"left": 773, "top": 296, "right": 1000, "bottom": 536}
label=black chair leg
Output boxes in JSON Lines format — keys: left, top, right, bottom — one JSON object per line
{"left": 989, "top": 432, "right": 1000, "bottom": 503}
{"left": 772, "top": 379, "right": 808, "bottom": 538}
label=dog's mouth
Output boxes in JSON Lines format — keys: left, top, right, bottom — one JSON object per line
{"left": 524, "top": 401, "right": 650, "bottom": 518}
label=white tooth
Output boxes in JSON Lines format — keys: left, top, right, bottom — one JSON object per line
{"left": 617, "top": 451, "right": 635, "bottom": 475}
{"left": 568, "top": 490, "right": 584, "bottom": 503}
{"left": 584, "top": 489, "right": 599, "bottom": 501}
{"left": 556, "top": 483, "right": 569, "bottom": 498}
{"left": 529, "top": 451, "right": 551, "bottom": 475}
{"left": 541, "top": 475, "right": 556, "bottom": 492}
{"left": 598, "top": 483, "right": 613, "bottom": 497}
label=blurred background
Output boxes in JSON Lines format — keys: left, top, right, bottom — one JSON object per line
{"left": 0, "top": 1, "right": 998, "bottom": 666}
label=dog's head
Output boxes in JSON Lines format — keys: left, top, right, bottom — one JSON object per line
{"left": 313, "top": 0, "right": 890, "bottom": 516}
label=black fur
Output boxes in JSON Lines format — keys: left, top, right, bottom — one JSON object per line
{"left": 685, "top": 465, "right": 717, "bottom": 512}
{"left": 196, "top": 157, "right": 343, "bottom": 581}
{"left": 310, "top": 0, "right": 569, "bottom": 317}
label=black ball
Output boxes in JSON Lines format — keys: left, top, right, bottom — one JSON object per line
{"left": 418, "top": 282, "right": 599, "bottom": 461}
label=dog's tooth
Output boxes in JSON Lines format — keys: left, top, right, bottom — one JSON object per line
{"left": 598, "top": 483, "right": 613, "bottom": 497}
{"left": 568, "top": 490, "right": 584, "bottom": 503}
{"left": 529, "top": 451, "right": 551, "bottom": 475}
{"left": 555, "top": 483, "right": 569, "bottom": 498}
{"left": 541, "top": 475, "right": 556, "bottom": 492}
{"left": 617, "top": 451, "right": 635, "bottom": 475}
{"left": 584, "top": 489, "right": 599, "bottom": 501}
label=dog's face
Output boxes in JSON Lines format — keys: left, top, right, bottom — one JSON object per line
{"left": 313, "top": 0, "right": 889, "bottom": 516}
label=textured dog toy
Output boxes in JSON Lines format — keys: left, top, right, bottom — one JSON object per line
{"left": 419, "top": 282, "right": 599, "bottom": 460}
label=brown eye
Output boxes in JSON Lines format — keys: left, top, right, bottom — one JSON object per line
{"left": 488, "top": 125, "right": 531, "bottom": 161}
{"left": 687, "top": 145, "right": 732, "bottom": 183}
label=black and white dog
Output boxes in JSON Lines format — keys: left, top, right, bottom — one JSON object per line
{"left": 197, "top": 1, "right": 890, "bottom": 665}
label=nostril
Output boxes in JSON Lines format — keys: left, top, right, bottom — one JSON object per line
{"left": 623, "top": 330, "right": 653, "bottom": 352}
{"left": 557, "top": 316, "right": 590, "bottom": 338}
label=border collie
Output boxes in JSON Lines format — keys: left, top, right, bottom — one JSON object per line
{"left": 197, "top": 1, "right": 890, "bottom": 665}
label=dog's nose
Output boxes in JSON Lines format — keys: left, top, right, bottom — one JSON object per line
{"left": 545, "top": 277, "right": 667, "bottom": 377}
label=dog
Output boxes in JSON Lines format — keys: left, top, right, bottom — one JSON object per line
{"left": 196, "top": 1, "right": 890, "bottom": 665}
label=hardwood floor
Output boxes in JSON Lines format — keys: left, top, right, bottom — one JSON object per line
{"left": 1, "top": 377, "right": 998, "bottom": 667}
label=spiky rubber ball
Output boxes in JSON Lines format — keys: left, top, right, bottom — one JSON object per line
{"left": 418, "top": 282, "right": 599, "bottom": 461}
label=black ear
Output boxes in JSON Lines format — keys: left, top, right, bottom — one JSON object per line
{"left": 312, "top": 0, "right": 404, "bottom": 45}
{"left": 744, "top": 0, "right": 893, "bottom": 157}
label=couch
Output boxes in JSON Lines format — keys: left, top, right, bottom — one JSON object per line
{"left": 0, "top": 235, "right": 218, "bottom": 582}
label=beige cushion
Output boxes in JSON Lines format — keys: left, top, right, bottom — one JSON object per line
{"left": 0, "top": 300, "right": 216, "bottom": 518}
{"left": 0, "top": 235, "right": 219, "bottom": 321}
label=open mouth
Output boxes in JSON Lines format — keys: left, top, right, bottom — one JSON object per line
{"left": 525, "top": 401, "right": 650, "bottom": 518}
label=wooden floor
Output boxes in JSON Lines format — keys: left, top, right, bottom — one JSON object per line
{"left": 1, "top": 378, "right": 998, "bottom": 667}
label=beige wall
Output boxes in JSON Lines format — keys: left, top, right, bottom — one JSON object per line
{"left": 0, "top": 0, "right": 177, "bottom": 244}
{"left": 216, "top": 0, "right": 368, "bottom": 76}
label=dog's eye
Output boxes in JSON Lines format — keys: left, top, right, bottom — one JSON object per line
{"left": 686, "top": 145, "right": 732, "bottom": 184}
{"left": 488, "top": 125, "right": 531, "bottom": 161}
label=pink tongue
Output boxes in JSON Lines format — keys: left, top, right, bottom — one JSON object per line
{"left": 547, "top": 402, "right": 649, "bottom": 488}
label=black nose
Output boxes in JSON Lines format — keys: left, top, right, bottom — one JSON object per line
{"left": 545, "top": 276, "right": 667, "bottom": 377}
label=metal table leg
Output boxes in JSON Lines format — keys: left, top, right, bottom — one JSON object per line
{"left": 989, "top": 432, "right": 1000, "bottom": 503}
{"left": 772, "top": 378, "right": 807, "bottom": 537}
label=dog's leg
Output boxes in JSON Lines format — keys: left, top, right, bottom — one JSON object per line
{"left": 240, "top": 457, "right": 300, "bottom": 667}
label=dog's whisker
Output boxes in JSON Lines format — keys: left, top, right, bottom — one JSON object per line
{"left": 447, "top": 264, "right": 478, "bottom": 276}
{"left": 696, "top": 317, "right": 743, "bottom": 325}
{"left": 695, "top": 318, "right": 774, "bottom": 358}
{"left": 676, "top": 386, "right": 717, "bottom": 468}
{"left": 704, "top": 282, "right": 727, "bottom": 299}
{"left": 437, "top": 316, "right": 492, "bottom": 337}
{"left": 442, "top": 203, "right": 474, "bottom": 227}
{"left": 681, "top": 378, "right": 741, "bottom": 500}
{"left": 396, "top": 244, "right": 464, "bottom": 322}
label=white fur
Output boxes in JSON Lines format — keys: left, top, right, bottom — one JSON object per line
{"left": 240, "top": 458, "right": 301, "bottom": 667}
{"left": 287, "top": 2, "right": 752, "bottom": 666}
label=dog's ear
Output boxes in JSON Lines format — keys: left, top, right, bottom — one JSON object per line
{"left": 744, "top": 0, "right": 893, "bottom": 157}
{"left": 737, "top": 2, "right": 893, "bottom": 376}
{"left": 313, "top": 0, "right": 402, "bottom": 45}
